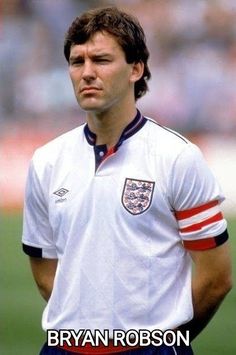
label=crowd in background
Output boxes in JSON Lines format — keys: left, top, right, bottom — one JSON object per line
{"left": 1, "top": 0, "right": 236, "bottom": 135}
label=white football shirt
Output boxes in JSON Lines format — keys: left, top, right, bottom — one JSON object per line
{"left": 22, "top": 111, "right": 228, "bottom": 333}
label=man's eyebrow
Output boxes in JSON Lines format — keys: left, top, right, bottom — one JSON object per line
{"left": 69, "top": 53, "right": 113, "bottom": 61}
{"left": 92, "top": 53, "right": 113, "bottom": 57}
{"left": 69, "top": 55, "right": 83, "bottom": 62}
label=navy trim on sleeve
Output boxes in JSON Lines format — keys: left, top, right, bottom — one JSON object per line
{"left": 215, "top": 229, "right": 229, "bottom": 247}
{"left": 22, "top": 243, "right": 42, "bottom": 258}
{"left": 183, "top": 228, "right": 229, "bottom": 250}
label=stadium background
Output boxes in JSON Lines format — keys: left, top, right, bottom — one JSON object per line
{"left": 1, "top": 0, "right": 235, "bottom": 354}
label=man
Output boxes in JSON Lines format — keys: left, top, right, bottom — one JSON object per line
{"left": 22, "top": 7, "right": 232, "bottom": 355}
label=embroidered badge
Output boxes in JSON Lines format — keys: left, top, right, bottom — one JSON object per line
{"left": 122, "top": 178, "right": 155, "bottom": 215}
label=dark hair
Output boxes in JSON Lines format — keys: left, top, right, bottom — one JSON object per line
{"left": 64, "top": 7, "right": 151, "bottom": 100}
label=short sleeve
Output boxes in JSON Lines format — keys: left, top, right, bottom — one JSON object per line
{"left": 22, "top": 159, "right": 57, "bottom": 258}
{"left": 171, "top": 144, "right": 228, "bottom": 250}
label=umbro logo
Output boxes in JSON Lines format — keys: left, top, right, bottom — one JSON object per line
{"left": 53, "top": 188, "right": 69, "bottom": 203}
{"left": 53, "top": 188, "right": 69, "bottom": 197}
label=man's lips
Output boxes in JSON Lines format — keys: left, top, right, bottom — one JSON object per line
{"left": 80, "top": 87, "right": 101, "bottom": 93}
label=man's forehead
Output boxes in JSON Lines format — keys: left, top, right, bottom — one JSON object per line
{"left": 70, "top": 31, "right": 120, "bottom": 56}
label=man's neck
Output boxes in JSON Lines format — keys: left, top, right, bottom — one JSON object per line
{"left": 86, "top": 106, "right": 137, "bottom": 148}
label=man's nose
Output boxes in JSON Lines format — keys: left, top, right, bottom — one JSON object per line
{"left": 82, "top": 61, "right": 96, "bottom": 81}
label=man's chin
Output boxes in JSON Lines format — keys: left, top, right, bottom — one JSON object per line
{"left": 79, "top": 100, "right": 103, "bottom": 112}
{"left": 81, "top": 106, "right": 103, "bottom": 113}
{"left": 80, "top": 101, "right": 108, "bottom": 114}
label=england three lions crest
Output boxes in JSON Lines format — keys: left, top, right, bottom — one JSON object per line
{"left": 122, "top": 178, "right": 155, "bottom": 215}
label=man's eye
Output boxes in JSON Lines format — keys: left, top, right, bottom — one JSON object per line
{"left": 70, "top": 60, "right": 84, "bottom": 66}
{"left": 95, "top": 58, "right": 110, "bottom": 63}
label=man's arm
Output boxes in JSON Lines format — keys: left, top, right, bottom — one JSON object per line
{"left": 179, "top": 241, "right": 232, "bottom": 341}
{"left": 29, "top": 257, "right": 58, "bottom": 302}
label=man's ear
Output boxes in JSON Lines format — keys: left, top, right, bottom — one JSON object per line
{"left": 130, "top": 61, "right": 144, "bottom": 83}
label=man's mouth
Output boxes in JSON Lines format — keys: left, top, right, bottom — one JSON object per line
{"left": 80, "top": 87, "right": 100, "bottom": 93}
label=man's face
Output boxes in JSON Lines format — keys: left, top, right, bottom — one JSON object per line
{"left": 68, "top": 31, "right": 138, "bottom": 114}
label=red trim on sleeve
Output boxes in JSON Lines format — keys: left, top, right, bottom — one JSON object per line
{"left": 179, "top": 212, "right": 223, "bottom": 233}
{"left": 175, "top": 200, "right": 219, "bottom": 220}
{"left": 183, "top": 237, "right": 217, "bottom": 250}
{"left": 183, "top": 229, "right": 229, "bottom": 251}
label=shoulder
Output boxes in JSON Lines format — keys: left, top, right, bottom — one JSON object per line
{"left": 145, "top": 117, "right": 189, "bottom": 144}
{"left": 144, "top": 117, "right": 197, "bottom": 160}
{"left": 32, "top": 124, "right": 85, "bottom": 165}
{"left": 29, "top": 124, "right": 86, "bottom": 181}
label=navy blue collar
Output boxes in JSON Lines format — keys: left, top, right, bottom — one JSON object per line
{"left": 84, "top": 110, "right": 147, "bottom": 148}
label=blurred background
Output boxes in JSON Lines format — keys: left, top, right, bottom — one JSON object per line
{"left": 1, "top": 0, "right": 235, "bottom": 354}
